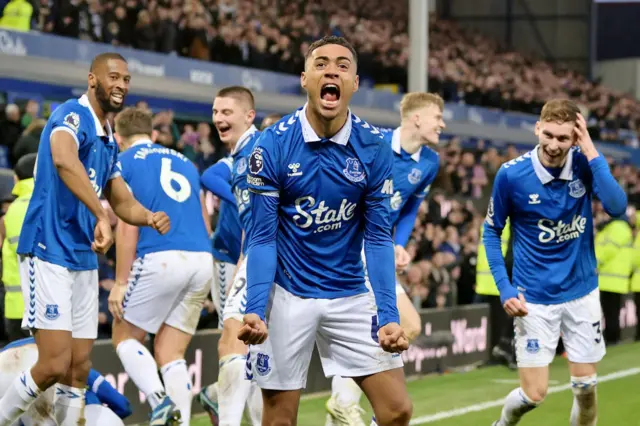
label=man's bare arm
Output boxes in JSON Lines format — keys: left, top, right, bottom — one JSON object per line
{"left": 50, "top": 131, "right": 108, "bottom": 221}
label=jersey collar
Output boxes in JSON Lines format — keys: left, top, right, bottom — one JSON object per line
{"left": 300, "top": 104, "right": 351, "bottom": 146}
{"left": 78, "top": 94, "right": 114, "bottom": 140}
{"left": 531, "top": 145, "right": 574, "bottom": 184}
{"left": 131, "top": 139, "right": 153, "bottom": 147}
{"left": 392, "top": 127, "right": 421, "bottom": 162}
{"left": 232, "top": 125, "right": 258, "bottom": 155}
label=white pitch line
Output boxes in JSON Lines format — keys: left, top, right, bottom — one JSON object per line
{"left": 410, "top": 367, "right": 640, "bottom": 424}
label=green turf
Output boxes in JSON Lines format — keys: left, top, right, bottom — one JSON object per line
{"left": 190, "top": 342, "right": 640, "bottom": 426}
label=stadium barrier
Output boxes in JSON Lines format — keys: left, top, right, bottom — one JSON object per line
{"left": 91, "top": 304, "right": 491, "bottom": 424}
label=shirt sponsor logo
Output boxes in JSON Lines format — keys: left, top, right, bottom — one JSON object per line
{"left": 293, "top": 196, "right": 357, "bottom": 234}
{"left": 538, "top": 214, "right": 587, "bottom": 243}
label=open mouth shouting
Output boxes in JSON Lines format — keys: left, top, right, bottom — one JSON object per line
{"left": 216, "top": 123, "right": 232, "bottom": 140}
{"left": 320, "top": 83, "right": 341, "bottom": 110}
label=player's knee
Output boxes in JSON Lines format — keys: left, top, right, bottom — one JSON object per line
{"left": 72, "top": 357, "right": 92, "bottom": 382}
{"left": 523, "top": 386, "right": 547, "bottom": 404}
{"left": 36, "top": 351, "right": 72, "bottom": 384}
{"left": 375, "top": 397, "right": 413, "bottom": 425}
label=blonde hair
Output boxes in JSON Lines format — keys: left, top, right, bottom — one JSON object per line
{"left": 400, "top": 92, "right": 444, "bottom": 119}
{"left": 539, "top": 99, "right": 580, "bottom": 124}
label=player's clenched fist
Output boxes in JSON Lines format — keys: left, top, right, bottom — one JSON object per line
{"left": 238, "top": 313, "right": 268, "bottom": 345}
{"left": 503, "top": 293, "right": 528, "bottom": 317}
{"left": 92, "top": 217, "right": 114, "bottom": 254}
{"left": 147, "top": 211, "right": 170, "bottom": 234}
{"left": 378, "top": 322, "right": 409, "bottom": 353}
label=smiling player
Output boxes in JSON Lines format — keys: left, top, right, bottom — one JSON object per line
{"left": 484, "top": 99, "right": 627, "bottom": 426}
{"left": 0, "top": 53, "right": 170, "bottom": 426}
{"left": 239, "top": 36, "right": 412, "bottom": 426}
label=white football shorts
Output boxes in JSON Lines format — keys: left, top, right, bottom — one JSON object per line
{"left": 122, "top": 250, "right": 213, "bottom": 335}
{"left": 223, "top": 255, "right": 248, "bottom": 322}
{"left": 19, "top": 255, "right": 98, "bottom": 339}
{"left": 515, "top": 288, "right": 605, "bottom": 367}
{"left": 211, "top": 260, "right": 237, "bottom": 328}
{"left": 247, "top": 284, "right": 404, "bottom": 390}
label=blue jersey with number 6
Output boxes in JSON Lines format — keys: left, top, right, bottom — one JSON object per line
{"left": 119, "top": 140, "right": 210, "bottom": 257}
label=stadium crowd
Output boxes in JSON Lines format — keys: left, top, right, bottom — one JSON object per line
{"left": 2, "top": 0, "right": 640, "bottom": 144}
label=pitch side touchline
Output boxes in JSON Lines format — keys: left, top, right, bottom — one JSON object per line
{"left": 409, "top": 367, "right": 640, "bottom": 424}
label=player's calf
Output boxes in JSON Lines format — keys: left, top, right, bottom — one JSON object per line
{"left": 54, "top": 338, "right": 94, "bottom": 426}
{"left": 570, "top": 375, "right": 597, "bottom": 426}
{"left": 495, "top": 387, "right": 542, "bottom": 426}
{"left": 154, "top": 325, "right": 194, "bottom": 425}
{"left": 217, "top": 318, "right": 252, "bottom": 425}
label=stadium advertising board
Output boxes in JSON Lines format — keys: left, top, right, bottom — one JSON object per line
{"left": 91, "top": 305, "right": 490, "bottom": 424}
{"left": 402, "top": 305, "right": 490, "bottom": 375}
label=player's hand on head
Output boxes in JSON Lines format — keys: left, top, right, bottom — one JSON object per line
{"left": 503, "top": 293, "right": 528, "bottom": 317}
{"left": 573, "top": 113, "right": 595, "bottom": 151}
{"left": 378, "top": 322, "right": 409, "bottom": 353}
{"left": 238, "top": 313, "right": 268, "bottom": 345}
{"left": 92, "top": 217, "right": 114, "bottom": 254}
{"left": 108, "top": 281, "right": 127, "bottom": 320}
{"left": 147, "top": 211, "right": 170, "bottom": 234}
{"left": 394, "top": 245, "right": 411, "bottom": 271}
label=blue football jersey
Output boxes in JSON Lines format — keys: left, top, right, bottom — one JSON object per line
{"left": 484, "top": 146, "right": 627, "bottom": 304}
{"left": 246, "top": 106, "right": 395, "bottom": 299}
{"left": 119, "top": 140, "right": 210, "bottom": 258}
{"left": 211, "top": 156, "right": 242, "bottom": 264}
{"left": 231, "top": 126, "right": 260, "bottom": 251}
{"left": 384, "top": 128, "right": 440, "bottom": 227}
{"left": 17, "top": 95, "right": 120, "bottom": 270}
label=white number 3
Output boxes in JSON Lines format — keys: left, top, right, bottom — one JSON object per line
{"left": 160, "top": 158, "right": 191, "bottom": 202}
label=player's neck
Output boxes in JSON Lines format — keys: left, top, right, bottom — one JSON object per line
{"left": 305, "top": 106, "right": 348, "bottom": 139}
{"left": 399, "top": 125, "right": 422, "bottom": 154}
{"left": 228, "top": 125, "right": 252, "bottom": 152}
{"left": 124, "top": 135, "right": 150, "bottom": 150}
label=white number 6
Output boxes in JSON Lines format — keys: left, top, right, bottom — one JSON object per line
{"left": 160, "top": 158, "right": 191, "bottom": 202}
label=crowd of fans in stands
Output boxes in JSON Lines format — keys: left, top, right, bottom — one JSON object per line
{"left": 3, "top": 0, "right": 640, "bottom": 143}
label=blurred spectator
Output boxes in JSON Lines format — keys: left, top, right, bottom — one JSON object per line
{"left": 20, "top": 100, "right": 39, "bottom": 129}
{"left": 12, "top": 118, "right": 45, "bottom": 165}
{"left": 260, "top": 113, "right": 282, "bottom": 130}
{"left": 0, "top": 104, "right": 22, "bottom": 161}
{"left": 0, "top": 0, "right": 33, "bottom": 31}
{"left": 1, "top": 153, "right": 36, "bottom": 342}
{"left": 20, "top": 0, "right": 640, "bottom": 140}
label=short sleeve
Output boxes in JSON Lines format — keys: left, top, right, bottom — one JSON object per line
{"left": 49, "top": 107, "right": 87, "bottom": 149}
{"left": 247, "top": 130, "right": 281, "bottom": 194}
